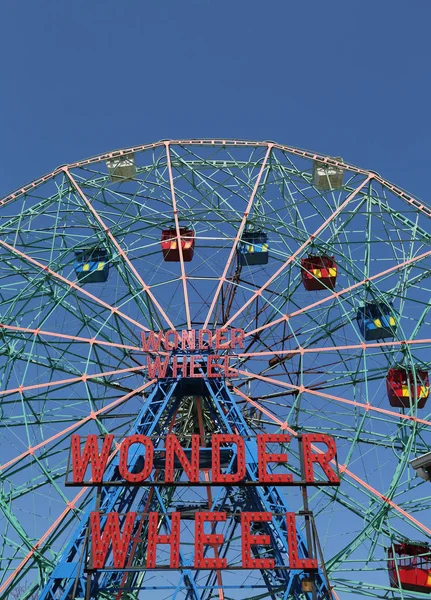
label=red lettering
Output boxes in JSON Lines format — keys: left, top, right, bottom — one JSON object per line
{"left": 194, "top": 512, "right": 227, "bottom": 569}
{"left": 207, "top": 355, "right": 223, "bottom": 378}
{"left": 302, "top": 434, "right": 339, "bottom": 483}
{"left": 257, "top": 434, "right": 293, "bottom": 483}
{"left": 181, "top": 329, "right": 196, "bottom": 350}
{"left": 223, "top": 355, "right": 237, "bottom": 378}
{"left": 215, "top": 328, "right": 229, "bottom": 350}
{"left": 241, "top": 512, "right": 274, "bottom": 569}
{"left": 141, "top": 328, "right": 246, "bottom": 352}
{"left": 286, "top": 512, "right": 317, "bottom": 569}
{"left": 71, "top": 434, "right": 113, "bottom": 483}
{"left": 164, "top": 329, "right": 179, "bottom": 349}
{"left": 146, "top": 511, "right": 181, "bottom": 568}
{"left": 230, "top": 328, "right": 244, "bottom": 348}
{"left": 119, "top": 434, "right": 154, "bottom": 483}
{"left": 146, "top": 355, "right": 169, "bottom": 379}
{"left": 172, "top": 356, "right": 187, "bottom": 377}
{"left": 71, "top": 432, "right": 339, "bottom": 488}
{"left": 141, "top": 331, "right": 164, "bottom": 352}
{"left": 165, "top": 434, "right": 200, "bottom": 483}
{"left": 198, "top": 329, "right": 212, "bottom": 350}
{"left": 189, "top": 355, "right": 204, "bottom": 377}
{"left": 91, "top": 511, "right": 136, "bottom": 568}
{"left": 212, "top": 434, "right": 246, "bottom": 483}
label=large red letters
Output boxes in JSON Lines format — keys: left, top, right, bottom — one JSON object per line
{"left": 241, "top": 512, "right": 275, "bottom": 569}
{"left": 212, "top": 434, "right": 246, "bottom": 483}
{"left": 91, "top": 511, "right": 136, "bottom": 568}
{"left": 71, "top": 433, "right": 339, "bottom": 484}
{"left": 146, "top": 512, "right": 181, "bottom": 568}
{"left": 194, "top": 512, "right": 227, "bottom": 569}
{"left": 302, "top": 434, "right": 339, "bottom": 483}
{"left": 90, "top": 510, "right": 319, "bottom": 570}
{"left": 71, "top": 434, "right": 113, "bottom": 483}
{"left": 286, "top": 512, "right": 318, "bottom": 569}
{"left": 257, "top": 434, "right": 293, "bottom": 484}
{"left": 119, "top": 434, "right": 154, "bottom": 483}
{"left": 165, "top": 434, "right": 200, "bottom": 483}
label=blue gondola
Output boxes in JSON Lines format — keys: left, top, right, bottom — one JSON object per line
{"left": 356, "top": 301, "right": 396, "bottom": 340}
{"left": 74, "top": 248, "right": 109, "bottom": 284}
{"left": 238, "top": 231, "right": 269, "bottom": 266}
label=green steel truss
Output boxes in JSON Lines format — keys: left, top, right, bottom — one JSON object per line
{"left": 0, "top": 140, "right": 429, "bottom": 599}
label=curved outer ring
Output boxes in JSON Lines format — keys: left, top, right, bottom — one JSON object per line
{"left": 1, "top": 139, "right": 430, "bottom": 221}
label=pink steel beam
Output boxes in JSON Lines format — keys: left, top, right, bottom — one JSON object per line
{"left": 0, "top": 380, "right": 155, "bottom": 473}
{"left": 0, "top": 363, "right": 147, "bottom": 400}
{"left": 233, "top": 386, "right": 285, "bottom": 428}
{"left": 232, "top": 385, "right": 431, "bottom": 537}
{"left": 222, "top": 175, "right": 373, "bottom": 329}
{"left": 0, "top": 323, "right": 141, "bottom": 352}
{"left": 165, "top": 142, "right": 192, "bottom": 330}
{"left": 203, "top": 144, "right": 273, "bottom": 330}
{"left": 65, "top": 168, "right": 175, "bottom": 331}
{"left": 5, "top": 323, "right": 429, "bottom": 361}
{"left": 0, "top": 237, "right": 150, "bottom": 333}
{"left": 236, "top": 368, "right": 431, "bottom": 429}
{"left": 245, "top": 247, "right": 431, "bottom": 339}
{"left": 235, "top": 337, "right": 431, "bottom": 357}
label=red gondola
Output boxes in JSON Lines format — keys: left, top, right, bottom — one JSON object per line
{"left": 161, "top": 228, "right": 195, "bottom": 262}
{"left": 386, "top": 368, "right": 430, "bottom": 409}
{"left": 388, "top": 543, "right": 431, "bottom": 593}
{"left": 301, "top": 255, "right": 337, "bottom": 291}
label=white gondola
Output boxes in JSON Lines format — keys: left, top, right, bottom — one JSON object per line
{"left": 312, "top": 157, "right": 344, "bottom": 190}
{"left": 106, "top": 153, "right": 136, "bottom": 181}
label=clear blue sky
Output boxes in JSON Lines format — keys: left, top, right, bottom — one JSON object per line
{"left": 0, "top": 4, "right": 430, "bottom": 597}
{"left": 1, "top": 1, "right": 430, "bottom": 201}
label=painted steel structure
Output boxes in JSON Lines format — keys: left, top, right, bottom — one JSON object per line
{"left": 0, "top": 140, "right": 430, "bottom": 599}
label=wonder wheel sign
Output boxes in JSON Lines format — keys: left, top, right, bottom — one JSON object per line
{"left": 0, "top": 140, "right": 430, "bottom": 600}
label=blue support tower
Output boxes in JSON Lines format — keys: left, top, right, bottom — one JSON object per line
{"left": 39, "top": 368, "right": 333, "bottom": 600}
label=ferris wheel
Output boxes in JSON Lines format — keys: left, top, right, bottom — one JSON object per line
{"left": 0, "top": 139, "right": 430, "bottom": 600}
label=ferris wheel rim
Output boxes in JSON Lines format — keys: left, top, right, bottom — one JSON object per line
{"left": 0, "top": 139, "right": 430, "bottom": 599}
{"left": 2, "top": 138, "right": 430, "bottom": 223}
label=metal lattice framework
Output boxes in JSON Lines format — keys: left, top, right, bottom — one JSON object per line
{"left": 0, "top": 139, "right": 430, "bottom": 599}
